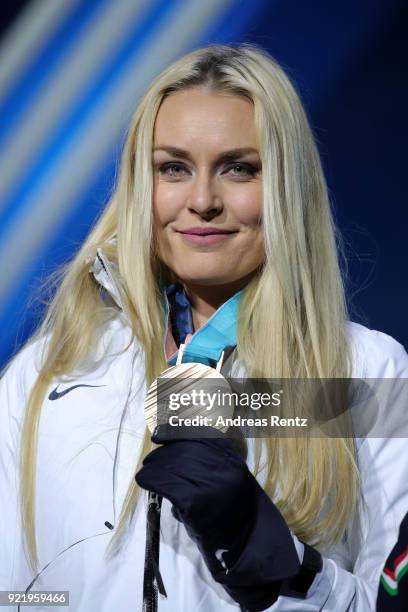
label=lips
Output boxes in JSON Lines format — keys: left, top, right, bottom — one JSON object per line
{"left": 179, "top": 227, "right": 236, "bottom": 236}
{"left": 178, "top": 229, "right": 237, "bottom": 246}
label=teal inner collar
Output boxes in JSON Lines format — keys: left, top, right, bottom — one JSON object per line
{"left": 163, "top": 284, "right": 243, "bottom": 367}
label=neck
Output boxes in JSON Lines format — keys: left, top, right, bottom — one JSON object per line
{"left": 182, "top": 273, "right": 254, "bottom": 331}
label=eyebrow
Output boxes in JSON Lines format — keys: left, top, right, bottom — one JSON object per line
{"left": 152, "top": 146, "right": 260, "bottom": 163}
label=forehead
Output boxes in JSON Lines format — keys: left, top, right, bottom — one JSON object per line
{"left": 153, "top": 88, "right": 258, "bottom": 150}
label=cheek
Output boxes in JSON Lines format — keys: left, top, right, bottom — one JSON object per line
{"left": 228, "top": 187, "right": 262, "bottom": 225}
{"left": 153, "top": 183, "right": 183, "bottom": 225}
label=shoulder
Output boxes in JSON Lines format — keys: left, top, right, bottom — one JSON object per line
{"left": 0, "top": 336, "right": 49, "bottom": 460}
{"left": 346, "top": 321, "right": 408, "bottom": 378}
{"left": 0, "top": 335, "right": 48, "bottom": 400}
{"left": 0, "top": 313, "right": 138, "bottom": 416}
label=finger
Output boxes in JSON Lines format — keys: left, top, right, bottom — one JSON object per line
{"left": 151, "top": 423, "right": 226, "bottom": 445}
{"left": 151, "top": 424, "right": 243, "bottom": 462}
{"left": 143, "top": 438, "right": 218, "bottom": 463}
{"left": 142, "top": 440, "right": 240, "bottom": 476}
{"left": 135, "top": 464, "right": 194, "bottom": 510}
{"left": 138, "top": 451, "right": 250, "bottom": 513}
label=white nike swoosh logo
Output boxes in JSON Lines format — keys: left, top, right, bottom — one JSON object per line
{"left": 215, "top": 549, "right": 229, "bottom": 571}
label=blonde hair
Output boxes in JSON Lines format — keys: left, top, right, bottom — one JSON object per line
{"left": 17, "top": 43, "right": 358, "bottom": 572}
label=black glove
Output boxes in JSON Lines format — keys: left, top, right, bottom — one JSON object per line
{"left": 136, "top": 424, "right": 311, "bottom": 611}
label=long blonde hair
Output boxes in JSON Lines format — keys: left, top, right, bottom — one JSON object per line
{"left": 17, "top": 43, "right": 358, "bottom": 572}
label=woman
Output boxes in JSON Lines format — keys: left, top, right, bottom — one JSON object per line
{"left": 0, "top": 43, "right": 407, "bottom": 611}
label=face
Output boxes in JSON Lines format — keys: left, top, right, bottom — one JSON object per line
{"left": 152, "top": 87, "right": 264, "bottom": 289}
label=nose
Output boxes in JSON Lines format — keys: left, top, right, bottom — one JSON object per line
{"left": 187, "top": 170, "right": 223, "bottom": 219}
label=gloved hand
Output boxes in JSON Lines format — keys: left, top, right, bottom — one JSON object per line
{"left": 135, "top": 424, "right": 307, "bottom": 611}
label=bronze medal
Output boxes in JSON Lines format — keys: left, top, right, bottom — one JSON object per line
{"left": 144, "top": 344, "right": 235, "bottom": 433}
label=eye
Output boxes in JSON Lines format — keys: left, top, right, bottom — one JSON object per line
{"left": 157, "top": 162, "right": 188, "bottom": 177}
{"left": 225, "top": 163, "right": 259, "bottom": 178}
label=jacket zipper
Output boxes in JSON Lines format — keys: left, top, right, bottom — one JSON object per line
{"left": 142, "top": 491, "right": 167, "bottom": 611}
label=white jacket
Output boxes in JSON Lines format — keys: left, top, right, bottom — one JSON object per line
{"left": 1, "top": 260, "right": 408, "bottom": 611}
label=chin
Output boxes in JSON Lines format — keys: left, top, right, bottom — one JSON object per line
{"left": 176, "top": 273, "right": 232, "bottom": 286}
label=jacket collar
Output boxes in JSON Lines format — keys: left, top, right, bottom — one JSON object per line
{"left": 89, "top": 249, "right": 243, "bottom": 367}
{"left": 165, "top": 285, "right": 242, "bottom": 367}
{"left": 89, "top": 248, "right": 124, "bottom": 310}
